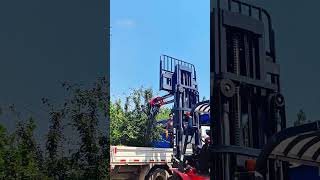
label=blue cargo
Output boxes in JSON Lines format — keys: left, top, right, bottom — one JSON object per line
{"left": 152, "top": 119, "right": 172, "bottom": 148}
{"left": 288, "top": 165, "right": 320, "bottom": 180}
{"left": 200, "top": 114, "right": 210, "bottom": 125}
{"left": 153, "top": 131, "right": 171, "bottom": 148}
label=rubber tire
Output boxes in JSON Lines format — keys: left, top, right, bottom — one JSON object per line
{"left": 146, "top": 168, "right": 168, "bottom": 180}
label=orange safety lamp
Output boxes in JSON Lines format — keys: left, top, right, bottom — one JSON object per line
{"left": 245, "top": 159, "right": 256, "bottom": 171}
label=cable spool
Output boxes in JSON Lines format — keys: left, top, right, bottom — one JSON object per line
{"left": 220, "top": 79, "right": 236, "bottom": 98}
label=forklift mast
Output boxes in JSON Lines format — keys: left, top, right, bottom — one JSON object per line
{"left": 210, "top": 0, "right": 286, "bottom": 179}
{"left": 159, "top": 55, "right": 200, "bottom": 161}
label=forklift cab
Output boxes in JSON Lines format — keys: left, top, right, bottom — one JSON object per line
{"left": 191, "top": 100, "right": 211, "bottom": 147}
{"left": 255, "top": 120, "right": 320, "bottom": 179}
{"left": 199, "top": 113, "right": 210, "bottom": 145}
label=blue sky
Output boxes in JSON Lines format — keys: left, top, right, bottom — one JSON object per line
{"left": 110, "top": 0, "right": 210, "bottom": 103}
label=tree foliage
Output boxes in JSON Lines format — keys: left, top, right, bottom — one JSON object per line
{"left": 110, "top": 87, "right": 169, "bottom": 147}
{"left": 156, "top": 107, "right": 171, "bottom": 121}
{"left": 294, "top": 109, "right": 309, "bottom": 126}
{"left": 0, "top": 117, "right": 48, "bottom": 179}
{"left": 0, "top": 79, "right": 171, "bottom": 179}
{"left": 0, "top": 77, "right": 109, "bottom": 180}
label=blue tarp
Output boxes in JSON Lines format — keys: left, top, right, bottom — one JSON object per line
{"left": 200, "top": 114, "right": 210, "bottom": 125}
{"left": 152, "top": 120, "right": 171, "bottom": 148}
{"left": 288, "top": 165, "right": 320, "bottom": 180}
{"left": 152, "top": 131, "right": 171, "bottom": 148}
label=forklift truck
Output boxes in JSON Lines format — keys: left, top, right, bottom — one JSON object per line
{"left": 146, "top": 0, "right": 320, "bottom": 179}
{"left": 210, "top": 0, "right": 320, "bottom": 180}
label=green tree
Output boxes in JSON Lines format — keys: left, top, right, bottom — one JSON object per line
{"left": 0, "top": 77, "right": 110, "bottom": 179}
{"left": 59, "top": 77, "right": 109, "bottom": 179}
{"left": 45, "top": 109, "right": 66, "bottom": 179}
{"left": 110, "top": 99, "right": 125, "bottom": 145}
{"left": 294, "top": 109, "right": 309, "bottom": 126}
{"left": 0, "top": 124, "right": 9, "bottom": 178}
{"left": 1, "top": 117, "right": 48, "bottom": 179}
{"left": 110, "top": 87, "right": 165, "bottom": 147}
{"left": 156, "top": 107, "right": 171, "bottom": 121}
{"left": 15, "top": 118, "right": 41, "bottom": 179}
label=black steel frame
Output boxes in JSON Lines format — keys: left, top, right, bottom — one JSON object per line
{"left": 210, "top": 0, "right": 286, "bottom": 179}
